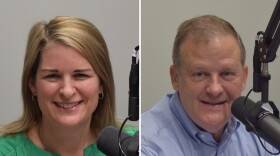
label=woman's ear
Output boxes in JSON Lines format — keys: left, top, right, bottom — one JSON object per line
{"left": 29, "top": 79, "right": 36, "bottom": 95}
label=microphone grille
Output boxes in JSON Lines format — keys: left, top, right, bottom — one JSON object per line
{"left": 96, "top": 126, "right": 130, "bottom": 156}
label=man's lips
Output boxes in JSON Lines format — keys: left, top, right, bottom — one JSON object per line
{"left": 201, "top": 100, "right": 227, "bottom": 105}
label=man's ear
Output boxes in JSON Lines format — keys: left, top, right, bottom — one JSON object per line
{"left": 242, "top": 65, "right": 248, "bottom": 91}
{"left": 170, "top": 65, "right": 179, "bottom": 91}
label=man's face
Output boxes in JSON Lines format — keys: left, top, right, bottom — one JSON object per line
{"left": 170, "top": 35, "right": 248, "bottom": 136}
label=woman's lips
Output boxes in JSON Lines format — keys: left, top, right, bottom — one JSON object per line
{"left": 54, "top": 101, "right": 83, "bottom": 109}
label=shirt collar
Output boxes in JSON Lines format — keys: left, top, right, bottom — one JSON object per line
{"left": 169, "top": 92, "right": 240, "bottom": 143}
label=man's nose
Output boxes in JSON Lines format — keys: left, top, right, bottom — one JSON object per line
{"left": 206, "top": 75, "right": 223, "bottom": 97}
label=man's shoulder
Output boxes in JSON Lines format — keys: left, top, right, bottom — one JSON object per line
{"left": 123, "top": 125, "right": 138, "bottom": 136}
{"left": 141, "top": 94, "right": 174, "bottom": 130}
{"left": 232, "top": 119, "right": 279, "bottom": 155}
{"left": 142, "top": 93, "right": 174, "bottom": 120}
{"left": 141, "top": 93, "right": 181, "bottom": 145}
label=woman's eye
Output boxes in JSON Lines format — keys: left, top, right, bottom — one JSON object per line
{"left": 75, "top": 73, "right": 90, "bottom": 79}
{"left": 45, "top": 74, "right": 60, "bottom": 79}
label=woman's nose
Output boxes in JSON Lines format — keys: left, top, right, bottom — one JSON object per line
{"left": 59, "top": 78, "right": 76, "bottom": 99}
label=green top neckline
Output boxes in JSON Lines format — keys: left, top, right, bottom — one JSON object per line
{"left": 0, "top": 126, "right": 138, "bottom": 156}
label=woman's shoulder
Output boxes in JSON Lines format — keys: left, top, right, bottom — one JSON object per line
{"left": 0, "top": 133, "right": 28, "bottom": 156}
{"left": 123, "top": 124, "right": 138, "bottom": 136}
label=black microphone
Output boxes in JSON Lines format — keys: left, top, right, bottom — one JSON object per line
{"left": 128, "top": 46, "right": 139, "bottom": 121}
{"left": 231, "top": 96, "right": 280, "bottom": 150}
{"left": 96, "top": 126, "right": 139, "bottom": 156}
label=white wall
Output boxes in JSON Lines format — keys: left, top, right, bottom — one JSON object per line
{"left": 142, "top": 0, "right": 280, "bottom": 112}
{"left": 0, "top": 0, "right": 139, "bottom": 125}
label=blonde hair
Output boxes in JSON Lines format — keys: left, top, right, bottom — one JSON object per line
{"left": 173, "top": 15, "right": 246, "bottom": 68}
{"left": 1, "top": 16, "right": 116, "bottom": 136}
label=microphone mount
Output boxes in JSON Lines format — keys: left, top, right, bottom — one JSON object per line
{"left": 128, "top": 45, "right": 139, "bottom": 121}
{"left": 233, "top": 1, "right": 280, "bottom": 154}
{"left": 253, "top": 0, "right": 280, "bottom": 104}
{"left": 118, "top": 45, "right": 140, "bottom": 156}
{"left": 249, "top": 2, "right": 280, "bottom": 153}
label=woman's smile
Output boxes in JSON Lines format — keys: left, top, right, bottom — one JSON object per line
{"left": 53, "top": 101, "right": 83, "bottom": 109}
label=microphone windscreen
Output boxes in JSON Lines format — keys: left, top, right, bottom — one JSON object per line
{"left": 96, "top": 126, "right": 130, "bottom": 156}
{"left": 232, "top": 96, "right": 256, "bottom": 124}
{"left": 232, "top": 96, "right": 280, "bottom": 150}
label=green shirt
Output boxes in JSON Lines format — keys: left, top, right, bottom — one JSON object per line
{"left": 0, "top": 127, "right": 138, "bottom": 156}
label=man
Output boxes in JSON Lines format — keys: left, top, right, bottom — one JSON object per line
{"left": 141, "top": 15, "right": 278, "bottom": 156}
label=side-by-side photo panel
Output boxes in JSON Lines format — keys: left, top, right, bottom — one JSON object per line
{"left": 141, "top": 0, "right": 280, "bottom": 156}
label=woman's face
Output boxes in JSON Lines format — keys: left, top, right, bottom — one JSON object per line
{"left": 29, "top": 42, "right": 102, "bottom": 127}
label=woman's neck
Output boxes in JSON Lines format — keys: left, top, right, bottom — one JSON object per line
{"left": 27, "top": 120, "right": 95, "bottom": 156}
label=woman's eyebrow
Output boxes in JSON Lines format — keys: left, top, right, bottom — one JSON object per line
{"left": 73, "top": 69, "right": 94, "bottom": 73}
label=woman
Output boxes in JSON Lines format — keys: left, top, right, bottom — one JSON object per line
{"left": 0, "top": 16, "right": 133, "bottom": 156}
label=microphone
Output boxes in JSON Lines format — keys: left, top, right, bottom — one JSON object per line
{"left": 231, "top": 96, "right": 280, "bottom": 150}
{"left": 128, "top": 46, "right": 139, "bottom": 121}
{"left": 96, "top": 126, "right": 139, "bottom": 156}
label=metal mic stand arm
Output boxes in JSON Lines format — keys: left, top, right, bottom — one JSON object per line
{"left": 253, "top": 0, "right": 280, "bottom": 104}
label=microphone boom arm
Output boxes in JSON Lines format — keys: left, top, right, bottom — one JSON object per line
{"left": 253, "top": 0, "right": 280, "bottom": 103}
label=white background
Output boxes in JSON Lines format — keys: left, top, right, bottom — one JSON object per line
{"left": 0, "top": 0, "right": 139, "bottom": 125}
{"left": 142, "top": 0, "right": 280, "bottom": 112}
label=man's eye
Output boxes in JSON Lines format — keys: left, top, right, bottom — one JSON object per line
{"left": 222, "top": 71, "right": 231, "bottom": 76}
{"left": 221, "top": 71, "right": 235, "bottom": 80}
{"left": 191, "top": 72, "right": 207, "bottom": 81}
{"left": 193, "top": 72, "right": 207, "bottom": 77}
